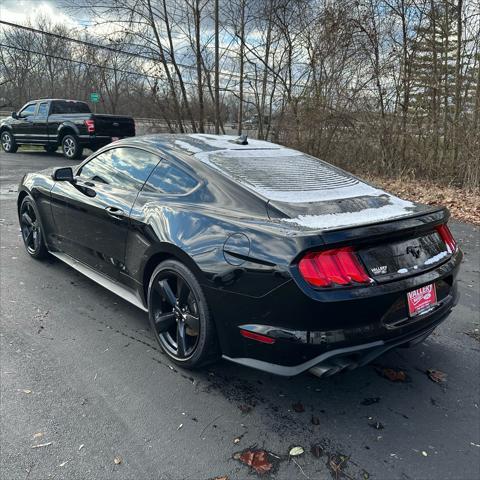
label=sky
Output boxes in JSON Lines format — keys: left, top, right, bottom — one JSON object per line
{"left": 0, "top": 1, "right": 81, "bottom": 27}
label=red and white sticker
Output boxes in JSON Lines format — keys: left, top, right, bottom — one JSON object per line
{"left": 407, "top": 284, "right": 437, "bottom": 316}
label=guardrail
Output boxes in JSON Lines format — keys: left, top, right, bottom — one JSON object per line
{"left": 0, "top": 112, "right": 259, "bottom": 138}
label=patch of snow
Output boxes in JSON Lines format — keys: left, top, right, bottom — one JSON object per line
{"left": 282, "top": 198, "right": 415, "bottom": 231}
{"left": 253, "top": 182, "right": 384, "bottom": 203}
{"left": 188, "top": 133, "right": 275, "bottom": 151}
{"left": 424, "top": 251, "right": 448, "bottom": 265}
{"left": 195, "top": 149, "right": 388, "bottom": 203}
{"left": 174, "top": 140, "right": 202, "bottom": 154}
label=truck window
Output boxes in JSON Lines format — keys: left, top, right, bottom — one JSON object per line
{"left": 18, "top": 104, "right": 37, "bottom": 118}
{"left": 51, "top": 101, "right": 91, "bottom": 114}
{"left": 37, "top": 102, "right": 49, "bottom": 117}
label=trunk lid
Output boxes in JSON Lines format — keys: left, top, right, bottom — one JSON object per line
{"left": 357, "top": 229, "right": 450, "bottom": 283}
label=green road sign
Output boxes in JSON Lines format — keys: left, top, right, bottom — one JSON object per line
{"left": 90, "top": 92, "right": 100, "bottom": 103}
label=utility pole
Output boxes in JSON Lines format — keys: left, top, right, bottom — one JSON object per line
{"left": 214, "top": 0, "right": 220, "bottom": 134}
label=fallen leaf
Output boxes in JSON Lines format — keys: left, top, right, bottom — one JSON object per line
{"left": 375, "top": 367, "right": 407, "bottom": 382}
{"left": 311, "top": 444, "right": 323, "bottom": 458}
{"left": 22, "top": 389, "right": 32, "bottom": 394}
{"left": 233, "top": 437, "right": 240, "bottom": 444}
{"left": 114, "top": 456, "right": 122, "bottom": 465}
{"left": 33, "top": 432, "right": 44, "bottom": 440}
{"left": 427, "top": 369, "right": 447, "bottom": 384}
{"left": 236, "top": 449, "right": 272, "bottom": 474}
{"left": 238, "top": 404, "right": 252, "bottom": 414}
{"left": 292, "top": 402, "right": 305, "bottom": 413}
{"left": 31, "top": 442, "right": 52, "bottom": 449}
{"left": 311, "top": 415, "right": 320, "bottom": 425}
{"left": 289, "top": 446, "right": 304, "bottom": 456}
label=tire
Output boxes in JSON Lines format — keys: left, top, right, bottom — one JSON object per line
{"left": 19, "top": 196, "right": 48, "bottom": 259}
{"left": 44, "top": 144, "right": 57, "bottom": 153}
{"left": 62, "top": 134, "right": 83, "bottom": 159}
{"left": 1, "top": 130, "right": 18, "bottom": 153}
{"left": 147, "top": 259, "right": 219, "bottom": 369}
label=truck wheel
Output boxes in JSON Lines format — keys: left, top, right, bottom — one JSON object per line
{"left": 1, "top": 131, "right": 18, "bottom": 153}
{"left": 44, "top": 144, "right": 57, "bottom": 153}
{"left": 62, "top": 134, "right": 83, "bottom": 159}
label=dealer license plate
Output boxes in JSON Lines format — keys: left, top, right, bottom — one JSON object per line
{"left": 407, "top": 284, "right": 437, "bottom": 316}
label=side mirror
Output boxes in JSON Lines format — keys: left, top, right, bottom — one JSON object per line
{"left": 52, "top": 167, "right": 74, "bottom": 182}
{"left": 11, "top": 111, "right": 17, "bottom": 119}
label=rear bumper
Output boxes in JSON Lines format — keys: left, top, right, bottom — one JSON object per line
{"left": 223, "top": 293, "right": 456, "bottom": 376}
{"left": 209, "top": 249, "right": 462, "bottom": 376}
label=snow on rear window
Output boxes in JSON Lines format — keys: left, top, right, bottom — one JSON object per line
{"left": 200, "top": 151, "right": 385, "bottom": 203}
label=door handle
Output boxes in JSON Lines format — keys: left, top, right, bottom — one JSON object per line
{"left": 105, "top": 206, "right": 126, "bottom": 219}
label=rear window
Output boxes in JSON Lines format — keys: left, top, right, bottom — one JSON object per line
{"left": 203, "top": 151, "right": 381, "bottom": 203}
{"left": 51, "top": 101, "right": 91, "bottom": 114}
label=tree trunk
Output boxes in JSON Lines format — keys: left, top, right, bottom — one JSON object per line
{"left": 237, "top": 0, "right": 245, "bottom": 136}
{"left": 214, "top": 0, "right": 220, "bottom": 134}
{"left": 452, "top": 0, "right": 463, "bottom": 163}
{"left": 194, "top": 0, "right": 204, "bottom": 133}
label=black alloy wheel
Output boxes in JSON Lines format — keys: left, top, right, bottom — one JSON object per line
{"left": 1, "top": 131, "right": 18, "bottom": 153}
{"left": 148, "top": 260, "right": 219, "bottom": 368}
{"left": 19, "top": 197, "right": 48, "bottom": 259}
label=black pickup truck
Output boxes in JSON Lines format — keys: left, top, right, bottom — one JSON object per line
{"left": 0, "top": 99, "right": 135, "bottom": 159}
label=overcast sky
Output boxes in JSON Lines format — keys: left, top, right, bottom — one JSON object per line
{"left": 0, "top": 0, "right": 91, "bottom": 29}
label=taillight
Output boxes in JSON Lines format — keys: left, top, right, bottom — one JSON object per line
{"left": 84, "top": 119, "right": 95, "bottom": 134}
{"left": 298, "top": 247, "right": 372, "bottom": 288}
{"left": 436, "top": 224, "right": 457, "bottom": 253}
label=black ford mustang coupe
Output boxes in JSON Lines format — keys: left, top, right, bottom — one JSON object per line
{"left": 17, "top": 134, "right": 462, "bottom": 376}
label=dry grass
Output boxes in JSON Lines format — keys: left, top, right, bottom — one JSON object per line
{"left": 363, "top": 175, "right": 480, "bottom": 226}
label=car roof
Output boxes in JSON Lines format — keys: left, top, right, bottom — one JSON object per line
{"left": 116, "top": 134, "right": 382, "bottom": 204}
{"left": 117, "top": 133, "right": 280, "bottom": 155}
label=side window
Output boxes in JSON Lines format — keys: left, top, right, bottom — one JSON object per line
{"left": 19, "top": 104, "right": 37, "bottom": 118}
{"left": 78, "top": 147, "right": 160, "bottom": 191}
{"left": 143, "top": 160, "right": 198, "bottom": 195}
{"left": 37, "top": 102, "right": 49, "bottom": 117}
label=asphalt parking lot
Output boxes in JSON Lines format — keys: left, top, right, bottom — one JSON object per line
{"left": 1, "top": 149, "right": 479, "bottom": 480}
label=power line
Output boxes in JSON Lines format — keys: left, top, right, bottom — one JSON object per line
{"left": 0, "top": 20, "right": 195, "bottom": 70}
{"left": 0, "top": 20, "right": 269, "bottom": 85}
{"left": 1, "top": 19, "right": 310, "bottom": 90}
{"left": 0, "top": 42, "right": 237, "bottom": 93}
